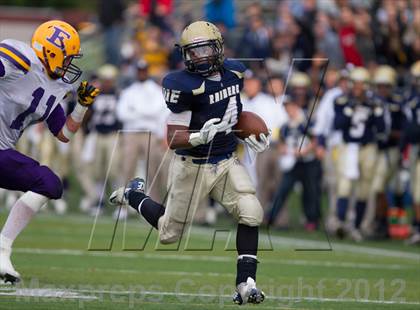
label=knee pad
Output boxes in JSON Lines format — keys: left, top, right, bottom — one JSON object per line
{"left": 237, "top": 194, "right": 263, "bottom": 227}
{"left": 20, "top": 191, "right": 49, "bottom": 212}
{"left": 36, "top": 166, "right": 63, "bottom": 200}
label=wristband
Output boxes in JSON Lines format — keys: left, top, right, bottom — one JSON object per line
{"left": 62, "top": 124, "right": 75, "bottom": 140}
{"left": 71, "top": 103, "right": 88, "bottom": 123}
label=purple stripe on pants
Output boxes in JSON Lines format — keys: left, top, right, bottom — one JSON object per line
{"left": 0, "top": 149, "right": 63, "bottom": 199}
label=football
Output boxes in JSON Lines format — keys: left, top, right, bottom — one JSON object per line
{"left": 234, "top": 111, "right": 269, "bottom": 141}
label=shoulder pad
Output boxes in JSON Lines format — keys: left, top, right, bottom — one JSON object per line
{"left": 335, "top": 96, "right": 348, "bottom": 105}
{"left": 0, "top": 39, "right": 32, "bottom": 74}
{"left": 162, "top": 70, "right": 204, "bottom": 93}
{"left": 223, "top": 58, "right": 247, "bottom": 79}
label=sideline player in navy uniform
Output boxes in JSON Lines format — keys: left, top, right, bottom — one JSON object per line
{"left": 370, "top": 66, "right": 405, "bottom": 238}
{"left": 404, "top": 61, "right": 420, "bottom": 245}
{"left": 110, "top": 21, "right": 269, "bottom": 304}
{"left": 333, "top": 67, "right": 386, "bottom": 241}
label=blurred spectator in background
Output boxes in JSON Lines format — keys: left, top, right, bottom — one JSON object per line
{"left": 82, "top": 65, "right": 122, "bottom": 215}
{"left": 339, "top": 7, "right": 363, "bottom": 66}
{"left": 241, "top": 74, "right": 286, "bottom": 210}
{"left": 287, "top": 71, "right": 312, "bottom": 112}
{"left": 313, "top": 12, "right": 344, "bottom": 69}
{"left": 117, "top": 60, "right": 169, "bottom": 201}
{"left": 136, "top": 24, "right": 170, "bottom": 78}
{"left": 139, "top": 0, "right": 173, "bottom": 34}
{"left": 266, "top": 30, "right": 294, "bottom": 76}
{"left": 205, "top": 0, "right": 236, "bottom": 30}
{"left": 98, "top": 0, "right": 125, "bottom": 66}
{"left": 237, "top": 13, "right": 271, "bottom": 66}
{"left": 268, "top": 95, "right": 319, "bottom": 231}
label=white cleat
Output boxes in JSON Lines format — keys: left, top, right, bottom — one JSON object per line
{"left": 53, "top": 199, "right": 67, "bottom": 215}
{"left": 0, "top": 247, "right": 20, "bottom": 284}
{"left": 233, "top": 277, "right": 265, "bottom": 305}
{"left": 109, "top": 187, "right": 127, "bottom": 206}
{"left": 348, "top": 228, "right": 364, "bottom": 243}
{"left": 406, "top": 232, "right": 420, "bottom": 245}
{"left": 109, "top": 178, "right": 145, "bottom": 206}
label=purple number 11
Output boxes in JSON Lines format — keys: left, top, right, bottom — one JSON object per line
{"left": 10, "top": 87, "right": 56, "bottom": 130}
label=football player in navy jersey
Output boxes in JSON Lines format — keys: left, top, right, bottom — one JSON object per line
{"left": 333, "top": 67, "right": 386, "bottom": 241}
{"left": 370, "top": 66, "right": 405, "bottom": 238}
{"left": 110, "top": 21, "right": 269, "bottom": 305}
{"left": 404, "top": 61, "right": 420, "bottom": 245}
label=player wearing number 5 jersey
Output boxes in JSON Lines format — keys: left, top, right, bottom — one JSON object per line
{"left": 110, "top": 21, "right": 268, "bottom": 305}
{"left": 0, "top": 20, "right": 99, "bottom": 283}
{"left": 333, "top": 67, "right": 386, "bottom": 241}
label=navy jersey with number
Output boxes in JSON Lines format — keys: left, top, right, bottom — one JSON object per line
{"left": 279, "top": 119, "right": 315, "bottom": 162}
{"left": 90, "top": 90, "right": 122, "bottom": 134}
{"left": 372, "top": 93, "right": 404, "bottom": 148}
{"left": 333, "top": 94, "right": 386, "bottom": 145}
{"left": 162, "top": 59, "right": 246, "bottom": 157}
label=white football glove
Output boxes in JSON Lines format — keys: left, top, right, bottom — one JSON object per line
{"left": 189, "top": 118, "right": 223, "bottom": 146}
{"left": 245, "top": 133, "right": 270, "bottom": 153}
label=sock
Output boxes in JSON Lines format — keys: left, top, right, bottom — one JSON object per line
{"left": 394, "top": 194, "right": 404, "bottom": 209}
{"left": 336, "top": 198, "right": 348, "bottom": 222}
{"left": 128, "top": 191, "right": 165, "bottom": 229}
{"left": 236, "top": 224, "right": 258, "bottom": 285}
{"left": 0, "top": 197, "right": 42, "bottom": 247}
{"left": 236, "top": 256, "right": 258, "bottom": 286}
{"left": 355, "top": 200, "right": 367, "bottom": 228}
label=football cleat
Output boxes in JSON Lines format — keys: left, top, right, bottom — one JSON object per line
{"left": 406, "top": 232, "right": 420, "bottom": 245}
{"left": 0, "top": 247, "right": 21, "bottom": 285}
{"left": 348, "top": 228, "right": 364, "bottom": 243}
{"left": 109, "top": 177, "right": 145, "bottom": 206}
{"left": 233, "top": 277, "right": 265, "bottom": 305}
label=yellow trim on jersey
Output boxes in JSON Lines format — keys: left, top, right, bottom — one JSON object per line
{"left": 0, "top": 47, "right": 30, "bottom": 72}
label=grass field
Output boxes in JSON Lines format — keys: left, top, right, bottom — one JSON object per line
{"left": 0, "top": 209, "right": 419, "bottom": 310}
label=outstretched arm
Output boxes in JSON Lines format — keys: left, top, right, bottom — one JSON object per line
{"left": 57, "top": 81, "right": 99, "bottom": 143}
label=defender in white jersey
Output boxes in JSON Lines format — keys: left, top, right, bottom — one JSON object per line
{"left": 0, "top": 20, "right": 99, "bottom": 283}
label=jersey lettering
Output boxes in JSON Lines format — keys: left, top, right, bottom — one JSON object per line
{"left": 163, "top": 88, "right": 181, "bottom": 104}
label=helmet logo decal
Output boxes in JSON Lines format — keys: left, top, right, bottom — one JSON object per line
{"left": 46, "top": 26, "right": 71, "bottom": 50}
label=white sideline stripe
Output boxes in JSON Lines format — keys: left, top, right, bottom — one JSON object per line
{"left": 29, "top": 215, "right": 420, "bottom": 260}
{"left": 48, "top": 266, "right": 234, "bottom": 278}
{"left": 190, "top": 226, "right": 420, "bottom": 260}
{"left": 0, "top": 288, "right": 97, "bottom": 300}
{"left": 52, "top": 289, "right": 420, "bottom": 306}
{"left": 0, "top": 287, "right": 418, "bottom": 306}
{"left": 14, "top": 248, "right": 415, "bottom": 270}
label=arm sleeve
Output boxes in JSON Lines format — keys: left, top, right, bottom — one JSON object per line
{"left": 46, "top": 104, "right": 66, "bottom": 136}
